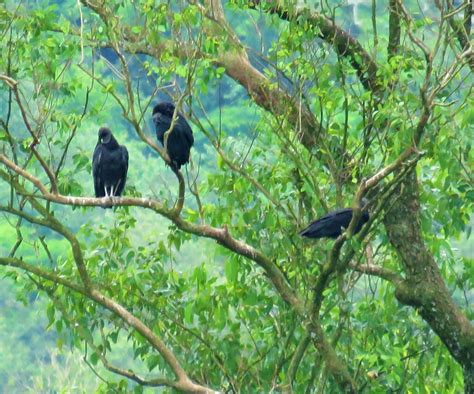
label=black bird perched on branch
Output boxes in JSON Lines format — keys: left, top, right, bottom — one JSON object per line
{"left": 299, "top": 200, "right": 370, "bottom": 239}
{"left": 92, "top": 127, "right": 129, "bottom": 201}
{"left": 152, "top": 102, "right": 194, "bottom": 170}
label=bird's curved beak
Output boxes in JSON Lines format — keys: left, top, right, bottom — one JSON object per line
{"left": 101, "top": 134, "right": 111, "bottom": 144}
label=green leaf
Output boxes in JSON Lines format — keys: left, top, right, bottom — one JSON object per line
{"left": 184, "top": 302, "right": 194, "bottom": 325}
{"left": 146, "top": 355, "right": 161, "bottom": 371}
{"left": 225, "top": 258, "right": 238, "bottom": 284}
{"left": 90, "top": 352, "right": 99, "bottom": 366}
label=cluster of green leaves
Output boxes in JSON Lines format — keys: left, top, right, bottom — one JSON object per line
{"left": 0, "top": 0, "right": 471, "bottom": 392}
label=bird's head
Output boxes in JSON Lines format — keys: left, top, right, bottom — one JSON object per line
{"left": 98, "top": 127, "right": 113, "bottom": 144}
{"left": 152, "top": 102, "right": 176, "bottom": 119}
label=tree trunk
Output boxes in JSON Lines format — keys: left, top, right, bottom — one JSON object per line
{"left": 384, "top": 170, "right": 474, "bottom": 390}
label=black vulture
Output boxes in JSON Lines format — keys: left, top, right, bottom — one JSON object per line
{"left": 92, "top": 127, "right": 129, "bottom": 200}
{"left": 299, "top": 201, "right": 369, "bottom": 239}
{"left": 152, "top": 102, "right": 194, "bottom": 170}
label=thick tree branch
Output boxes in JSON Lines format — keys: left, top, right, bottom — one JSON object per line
{"left": 305, "top": 319, "right": 356, "bottom": 392}
{"left": 250, "top": 0, "right": 381, "bottom": 92}
{"left": 377, "top": 18, "right": 474, "bottom": 383}
{"left": 4, "top": 2, "right": 471, "bottom": 390}
{"left": 0, "top": 172, "right": 92, "bottom": 289}
{"left": 348, "top": 261, "right": 402, "bottom": 284}
{"left": 88, "top": 288, "right": 211, "bottom": 392}
{"left": 388, "top": 0, "right": 401, "bottom": 59}
{"left": 0, "top": 256, "right": 87, "bottom": 295}
{"left": 0, "top": 258, "right": 214, "bottom": 393}
{"left": 310, "top": 146, "right": 420, "bottom": 316}
{"left": 79, "top": 1, "right": 324, "bottom": 155}
{"left": 215, "top": 47, "right": 321, "bottom": 152}
{"left": 285, "top": 333, "right": 311, "bottom": 390}
{"left": 384, "top": 171, "right": 474, "bottom": 387}
{"left": 0, "top": 152, "right": 358, "bottom": 392}
{"left": 37, "top": 281, "right": 186, "bottom": 390}
{"left": 0, "top": 152, "right": 304, "bottom": 314}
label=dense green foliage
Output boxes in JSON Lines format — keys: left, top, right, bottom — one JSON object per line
{"left": 0, "top": 0, "right": 472, "bottom": 392}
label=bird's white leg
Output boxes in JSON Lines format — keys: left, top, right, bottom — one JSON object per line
{"left": 104, "top": 186, "right": 109, "bottom": 197}
{"left": 114, "top": 180, "right": 122, "bottom": 197}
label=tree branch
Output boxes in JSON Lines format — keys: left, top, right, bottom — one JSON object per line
{"left": 0, "top": 149, "right": 358, "bottom": 392}
{"left": 250, "top": 0, "right": 381, "bottom": 92}
{"left": 348, "top": 261, "right": 402, "bottom": 284}
{"left": 388, "top": 0, "right": 401, "bottom": 59}
{"left": 0, "top": 171, "right": 92, "bottom": 289}
{"left": 0, "top": 74, "right": 58, "bottom": 193}
{"left": 0, "top": 256, "right": 87, "bottom": 295}
{"left": 0, "top": 152, "right": 304, "bottom": 314}
{"left": 434, "top": 0, "right": 474, "bottom": 71}
{"left": 35, "top": 279, "right": 186, "bottom": 390}
{"left": 285, "top": 333, "right": 311, "bottom": 390}
{"left": 0, "top": 257, "right": 214, "bottom": 393}
{"left": 384, "top": 170, "right": 474, "bottom": 385}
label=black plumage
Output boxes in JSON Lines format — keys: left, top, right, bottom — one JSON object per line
{"left": 92, "top": 127, "right": 129, "bottom": 200}
{"left": 299, "top": 205, "right": 370, "bottom": 239}
{"left": 152, "top": 102, "right": 194, "bottom": 170}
